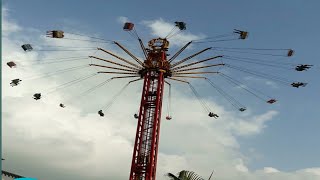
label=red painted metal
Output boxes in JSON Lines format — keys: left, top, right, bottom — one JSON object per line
{"left": 129, "top": 52, "right": 166, "bottom": 180}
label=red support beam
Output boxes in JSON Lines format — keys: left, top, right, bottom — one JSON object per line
{"left": 129, "top": 52, "right": 166, "bottom": 180}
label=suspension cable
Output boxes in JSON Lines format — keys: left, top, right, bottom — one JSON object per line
{"left": 35, "top": 45, "right": 98, "bottom": 49}
{"left": 164, "top": 81, "right": 172, "bottom": 117}
{"left": 212, "top": 49, "right": 291, "bottom": 57}
{"left": 219, "top": 73, "right": 272, "bottom": 101}
{"left": 63, "top": 78, "right": 114, "bottom": 104}
{"left": 24, "top": 64, "right": 90, "bottom": 80}
{"left": 167, "top": 77, "right": 211, "bottom": 113}
{"left": 25, "top": 57, "right": 90, "bottom": 66}
{"left": 194, "top": 33, "right": 234, "bottom": 42}
{"left": 224, "top": 55, "right": 297, "bottom": 66}
{"left": 65, "top": 32, "right": 113, "bottom": 42}
{"left": 102, "top": 78, "right": 142, "bottom": 111}
{"left": 165, "top": 26, "right": 178, "bottom": 39}
{"left": 53, "top": 37, "right": 112, "bottom": 44}
{"left": 167, "top": 30, "right": 183, "bottom": 39}
{"left": 222, "top": 56, "right": 292, "bottom": 70}
{"left": 212, "top": 47, "right": 291, "bottom": 51}
{"left": 188, "top": 83, "right": 211, "bottom": 113}
{"left": 193, "top": 38, "right": 239, "bottom": 44}
{"left": 33, "top": 48, "right": 97, "bottom": 52}
{"left": 206, "top": 78, "right": 245, "bottom": 110}
{"left": 46, "top": 73, "right": 98, "bottom": 94}
{"left": 18, "top": 56, "right": 88, "bottom": 63}
{"left": 225, "top": 64, "right": 292, "bottom": 85}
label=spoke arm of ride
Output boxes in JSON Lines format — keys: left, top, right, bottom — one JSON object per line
{"left": 138, "top": 38, "right": 148, "bottom": 59}
{"left": 113, "top": 41, "right": 144, "bottom": 66}
{"left": 97, "top": 48, "right": 142, "bottom": 69}
{"left": 167, "top": 77, "right": 189, "bottom": 84}
{"left": 128, "top": 78, "right": 143, "bottom": 84}
{"left": 111, "top": 75, "right": 140, "bottom": 80}
{"left": 172, "top": 55, "right": 223, "bottom": 71}
{"left": 174, "top": 63, "right": 225, "bottom": 72}
{"left": 89, "top": 64, "right": 138, "bottom": 72}
{"left": 172, "top": 75, "right": 207, "bottom": 79}
{"left": 98, "top": 71, "right": 138, "bottom": 75}
{"left": 164, "top": 80, "right": 171, "bottom": 86}
{"left": 168, "top": 41, "right": 192, "bottom": 63}
{"left": 171, "top": 47, "right": 212, "bottom": 67}
{"left": 173, "top": 71, "right": 219, "bottom": 75}
{"left": 89, "top": 56, "right": 140, "bottom": 71}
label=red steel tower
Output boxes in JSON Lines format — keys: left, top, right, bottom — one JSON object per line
{"left": 129, "top": 38, "right": 170, "bottom": 180}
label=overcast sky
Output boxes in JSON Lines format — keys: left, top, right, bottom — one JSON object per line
{"left": 2, "top": 0, "right": 320, "bottom": 180}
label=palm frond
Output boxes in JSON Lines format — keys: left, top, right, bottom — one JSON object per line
{"left": 166, "top": 172, "right": 181, "bottom": 180}
{"left": 177, "top": 170, "right": 205, "bottom": 180}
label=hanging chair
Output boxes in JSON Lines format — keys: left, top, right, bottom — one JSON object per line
{"left": 46, "top": 30, "right": 64, "bottom": 38}
{"left": 7, "top": 61, "right": 17, "bottom": 68}
{"left": 21, "top": 44, "right": 33, "bottom": 51}
{"left": 123, "top": 22, "right": 134, "bottom": 31}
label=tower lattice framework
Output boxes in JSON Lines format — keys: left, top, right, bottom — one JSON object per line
{"left": 130, "top": 49, "right": 167, "bottom": 180}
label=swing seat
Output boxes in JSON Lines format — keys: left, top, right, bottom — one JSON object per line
{"left": 123, "top": 22, "right": 134, "bottom": 31}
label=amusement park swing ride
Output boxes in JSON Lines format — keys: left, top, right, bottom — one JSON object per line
{"left": 8, "top": 21, "right": 313, "bottom": 180}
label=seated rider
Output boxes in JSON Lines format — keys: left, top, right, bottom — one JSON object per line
{"left": 291, "top": 82, "right": 307, "bottom": 88}
{"left": 98, "top": 110, "right": 104, "bottom": 117}
{"left": 33, "top": 93, "right": 41, "bottom": 100}
{"left": 10, "top": 79, "right": 21, "bottom": 86}
{"left": 208, "top": 112, "right": 219, "bottom": 118}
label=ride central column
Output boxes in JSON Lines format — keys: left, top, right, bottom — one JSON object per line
{"left": 129, "top": 70, "right": 165, "bottom": 180}
{"left": 130, "top": 38, "right": 169, "bottom": 180}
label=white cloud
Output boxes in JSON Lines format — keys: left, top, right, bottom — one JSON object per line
{"left": 235, "top": 159, "right": 249, "bottom": 173}
{"left": 231, "top": 110, "right": 278, "bottom": 136}
{"left": 2, "top": 7, "right": 21, "bottom": 35}
{"left": 303, "top": 168, "right": 320, "bottom": 176}
{"left": 264, "top": 167, "right": 280, "bottom": 173}
{"left": 2, "top": 9, "right": 320, "bottom": 180}
{"left": 117, "top": 16, "right": 129, "bottom": 24}
{"left": 266, "top": 80, "right": 279, "bottom": 89}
